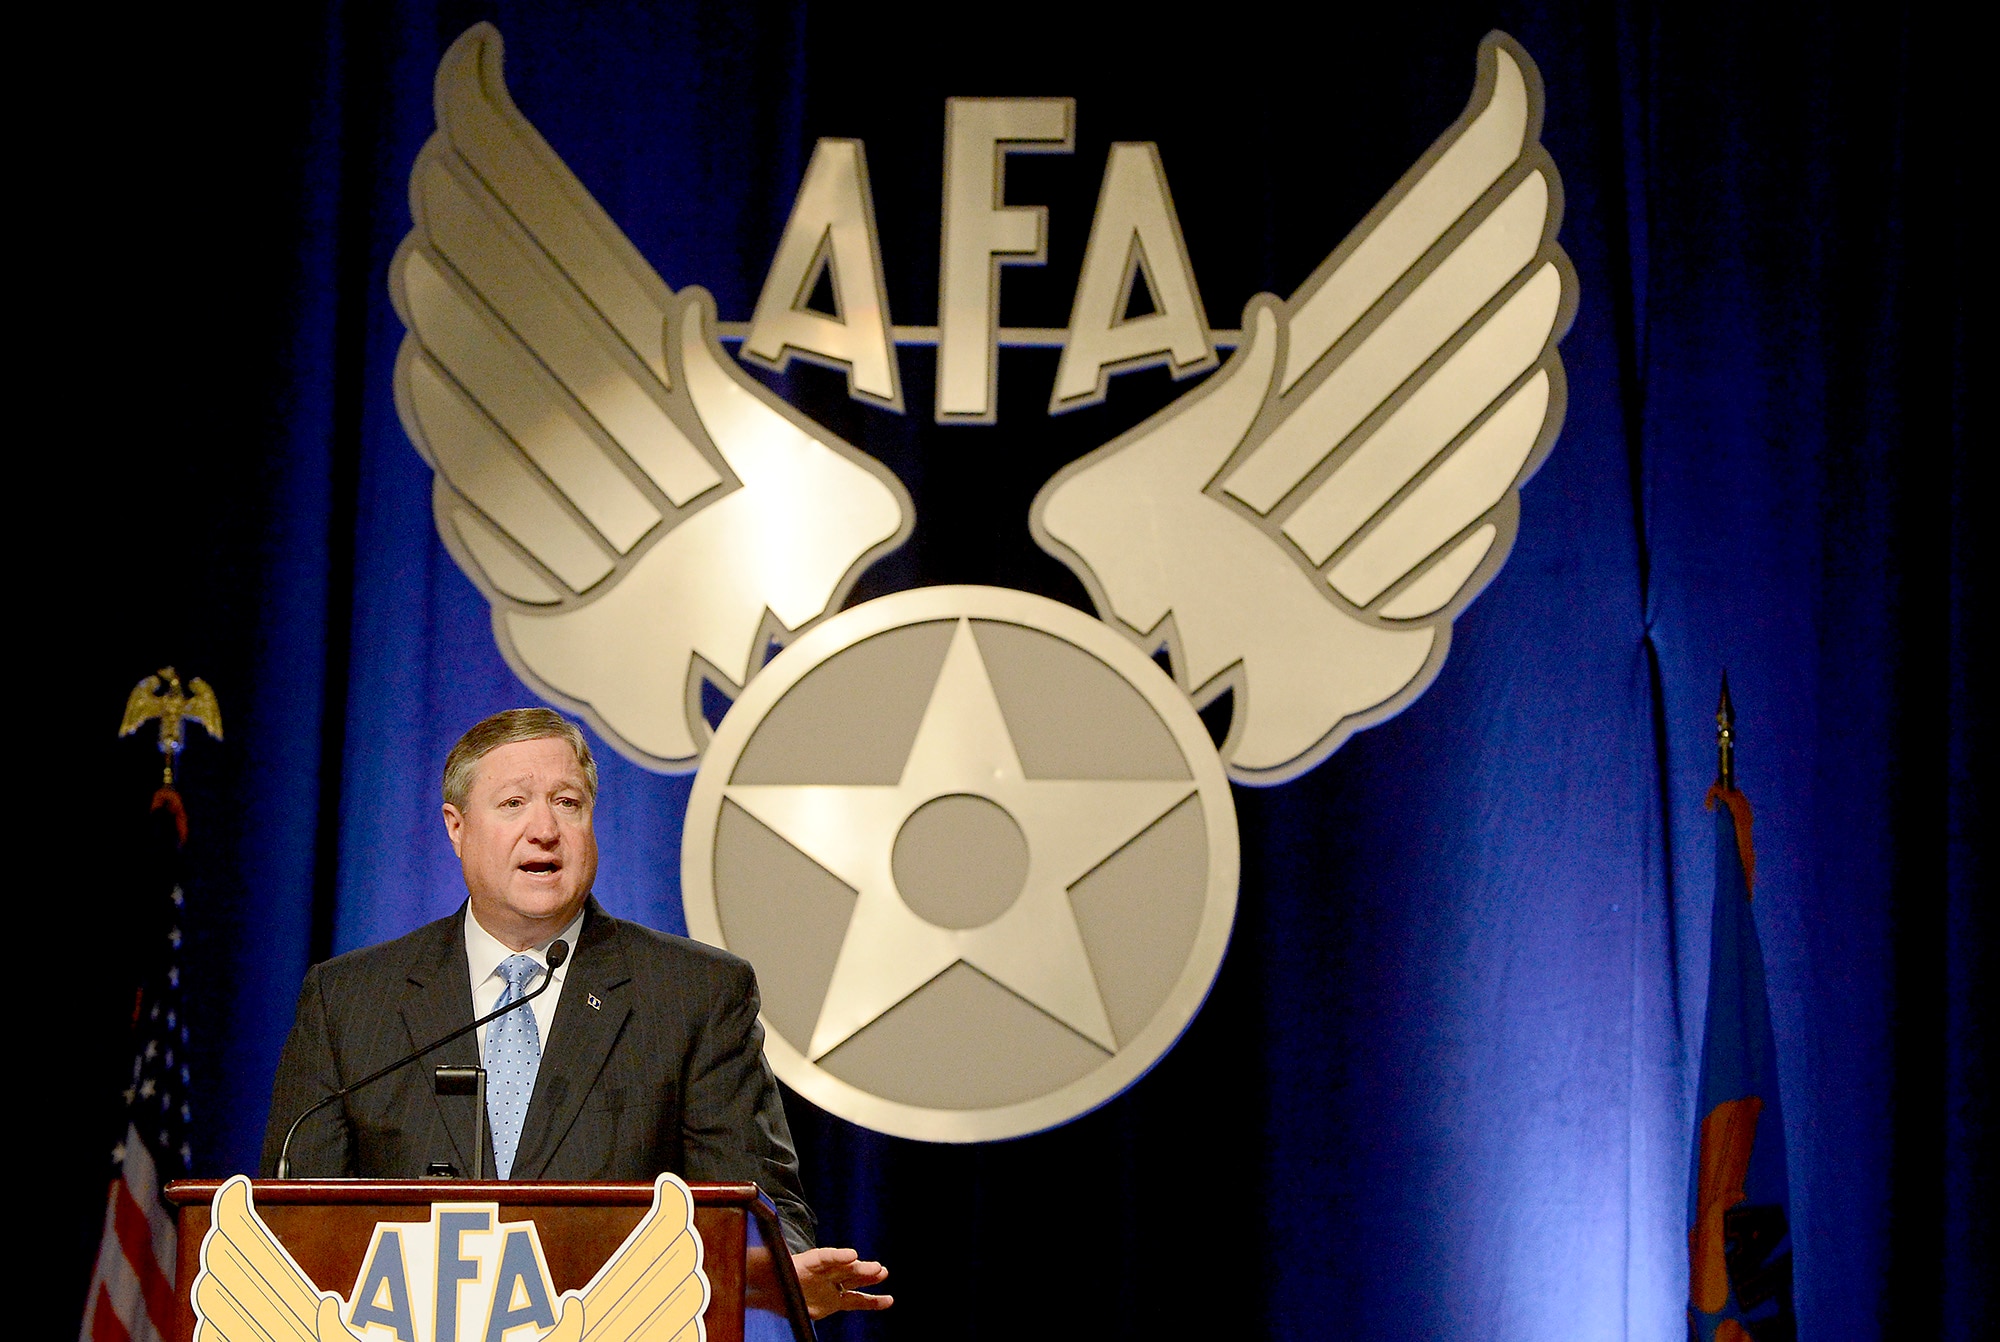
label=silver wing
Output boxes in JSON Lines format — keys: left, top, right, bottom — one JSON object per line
{"left": 392, "top": 23, "right": 913, "bottom": 771}
{"left": 1032, "top": 33, "right": 1576, "bottom": 784}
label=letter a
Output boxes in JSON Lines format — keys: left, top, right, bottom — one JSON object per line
{"left": 1050, "top": 142, "right": 1215, "bottom": 412}
{"left": 349, "top": 1228, "right": 417, "bottom": 1342}
{"left": 483, "top": 1228, "right": 558, "bottom": 1342}
{"left": 743, "top": 139, "right": 904, "bottom": 411}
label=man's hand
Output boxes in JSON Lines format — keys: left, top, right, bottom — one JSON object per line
{"left": 793, "top": 1246, "right": 893, "bottom": 1319}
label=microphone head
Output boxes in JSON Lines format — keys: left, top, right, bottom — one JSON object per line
{"left": 547, "top": 939, "right": 571, "bottom": 969}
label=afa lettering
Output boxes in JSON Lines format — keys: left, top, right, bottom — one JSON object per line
{"left": 747, "top": 100, "right": 1217, "bottom": 423}
{"left": 435, "top": 1210, "right": 489, "bottom": 1342}
{"left": 349, "top": 1228, "right": 416, "bottom": 1342}
{"left": 1051, "top": 140, "right": 1214, "bottom": 411}
{"left": 936, "top": 97, "right": 1075, "bottom": 423}
{"left": 337, "top": 1205, "right": 566, "bottom": 1342}
{"left": 743, "top": 139, "right": 903, "bottom": 411}
{"left": 485, "top": 1229, "right": 559, "bottom": 1342}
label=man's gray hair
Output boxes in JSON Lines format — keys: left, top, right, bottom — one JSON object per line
{"left": 443, "top": 708, "right": 598, "bottom": 810}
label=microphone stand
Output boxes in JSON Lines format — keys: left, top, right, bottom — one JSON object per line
{"left": 275, "top": 938, "right": 570, "bottom": 1179}
{"left": 433, "top": 1066, "right": 488, "bottom": 1180}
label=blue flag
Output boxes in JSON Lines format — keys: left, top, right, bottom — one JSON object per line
{"left": 1687, "top": 787, "right": 1796, "bottom": 1341}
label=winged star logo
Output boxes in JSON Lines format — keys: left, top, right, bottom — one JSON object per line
{"left": 391, "top": 25, "right": 1574, "bottom": 1139}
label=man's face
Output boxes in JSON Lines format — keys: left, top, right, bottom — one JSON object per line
{"left": 442, "top": 736, "right": 599, "bottom": 950}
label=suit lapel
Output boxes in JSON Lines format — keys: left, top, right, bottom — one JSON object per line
{"left": 510, "top": 899, "right": 633, "bottom": 1179}
{"left": 399, "top": 909, "right": 483, "bottom": 1176}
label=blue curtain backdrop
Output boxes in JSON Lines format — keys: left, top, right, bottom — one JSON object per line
{"left": 48, "top": 3, "right": 1982, "bottom": 1339}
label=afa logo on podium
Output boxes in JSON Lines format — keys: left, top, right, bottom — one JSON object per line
{"left": 392, "top": 25, "right": 1576, "bottom": 1142}
{"left": 189, "top": 1175, "right": 708, "bottom": 1342}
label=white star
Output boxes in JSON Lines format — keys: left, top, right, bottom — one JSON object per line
{"left": 728, "top": 619, "right": 1193, "bottom": 1060}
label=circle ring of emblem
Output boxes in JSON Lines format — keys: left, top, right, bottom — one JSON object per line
{"left": 682, "top": 585, "right": 1240, "bottom": 1143}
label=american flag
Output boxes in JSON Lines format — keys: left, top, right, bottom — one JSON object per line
{"left": 78, "top": 876, "right": 194, "bottom": 1342}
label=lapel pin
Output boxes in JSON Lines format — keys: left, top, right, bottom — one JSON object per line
{"left": 586, "top": 992, "right": 602, "bottom": 1011}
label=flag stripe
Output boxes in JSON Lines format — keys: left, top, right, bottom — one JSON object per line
{"left": 89, "top": 1283, "right": 134, "bottom": 1342}
{"left": 81, "top": 1168, "right": 166, "bottom": 1342}
{"left": 112, "top": 1173, "right": 176, "bottom": 1335}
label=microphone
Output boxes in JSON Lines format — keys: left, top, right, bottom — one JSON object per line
{"left": 275, "top": 938, "right": 570, "bottom": 1179}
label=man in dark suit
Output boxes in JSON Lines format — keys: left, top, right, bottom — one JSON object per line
{"left": 261, "top": 707, "right": 890, "bottom": 1318}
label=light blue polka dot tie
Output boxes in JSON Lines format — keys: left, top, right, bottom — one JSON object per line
{"left": 485, "top": 953, "right": 544, "bottom": 1179}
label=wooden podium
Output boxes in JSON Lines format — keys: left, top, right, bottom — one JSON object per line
{"left": 162, "top": 1180, "right": 814, "bottom": 1342}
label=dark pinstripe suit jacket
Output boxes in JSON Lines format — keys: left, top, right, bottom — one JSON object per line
{"left": 259, "top": 896, "right": 814, "bottom": 1251}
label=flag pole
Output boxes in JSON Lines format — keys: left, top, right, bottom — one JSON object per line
{"left": 1715, "top": 670, "right": 1735, "bottom": 792}
{"left": 81, "top": 670, "right": 219, "bottom": 1342}
{"left": 1707, "top": 672, "right": 1753, "bottom": 892}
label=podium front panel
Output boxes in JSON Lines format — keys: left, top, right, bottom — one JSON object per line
{"left": 162, "top": 1180, "right": 809, "bottom": 1342}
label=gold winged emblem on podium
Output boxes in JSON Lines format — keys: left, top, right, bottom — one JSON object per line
{"left": 190, "top": 1174, "right": 711, "bottom": 1342}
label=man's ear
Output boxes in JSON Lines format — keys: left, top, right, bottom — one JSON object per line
{"left": 442, "top": 803, "right": 465, "bottom": 857}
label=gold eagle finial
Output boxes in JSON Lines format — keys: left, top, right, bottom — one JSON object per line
{"left": 119, "top": 667, "right": 223, "bottom": 787}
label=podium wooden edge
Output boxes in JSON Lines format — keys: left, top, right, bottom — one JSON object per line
{"left": 162, "top": 1179, "right": 813, "bottom": 1342}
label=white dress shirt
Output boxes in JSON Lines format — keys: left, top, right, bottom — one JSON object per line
{"left": 464, "top": 904, "right": 585, "bottom": 1057}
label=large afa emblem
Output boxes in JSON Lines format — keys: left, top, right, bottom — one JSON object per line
{"left": 392, "top": 25, "right": 1576, "bottom": 1140}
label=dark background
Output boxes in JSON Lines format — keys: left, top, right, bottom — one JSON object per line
{"left": 40, "top": 3, "right": 1981, "bottom": 1338}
